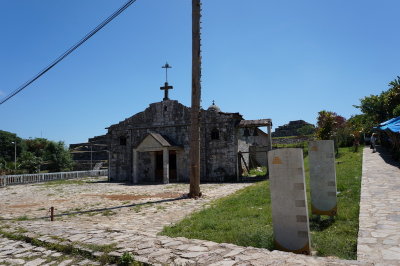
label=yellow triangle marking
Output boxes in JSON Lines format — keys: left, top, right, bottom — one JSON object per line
{"left": 272, "top": 156, "right": 282, "bottom": 164}
{"left": 311, "top": 146, "right": 318, "bottom": 151}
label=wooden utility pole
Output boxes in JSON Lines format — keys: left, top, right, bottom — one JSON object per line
{"left": 189, "top": 0, "right": 202, "bottom": 198}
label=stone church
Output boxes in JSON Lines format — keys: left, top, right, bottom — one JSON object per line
{"left": 105, "top": 79, "right": 272, "bottom": 184}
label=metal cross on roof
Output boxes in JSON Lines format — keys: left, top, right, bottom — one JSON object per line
{"left": 160, "top": 82, "right": 173, "bottom": 101}
{"left": 162, "top": 62, "right": 172, "bottom": 82}
{"left": 160, "top": 62, "right": 173, "bottom": 101}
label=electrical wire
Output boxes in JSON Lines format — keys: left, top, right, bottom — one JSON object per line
{"left": 0, "top": 0, "right": 138, "bottom": 106}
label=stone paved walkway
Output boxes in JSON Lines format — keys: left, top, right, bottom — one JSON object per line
{"left": 358, "top": 146, "right": 400, "bottom": 265}
{"left": 1, "top": 223, "right": 365, "bottom": 266}
{"left": 0, "top": 236, "right": 99, "bottom": 265}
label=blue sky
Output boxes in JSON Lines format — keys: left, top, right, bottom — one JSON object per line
{"left": 1, "top": 0, "right": 399, "bottom": 145}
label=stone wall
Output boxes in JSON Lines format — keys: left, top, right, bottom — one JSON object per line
{"left": 202, "top": 110, "right": 243, "bottom": 182}
{"left": 237, "top": 128, "right": 270, "bottom": 170}
{"left": 272, "top": 135, "right": 315, "bottom": 145}
{"left": 69, "top": 135, "right": 109, "bottom": 171}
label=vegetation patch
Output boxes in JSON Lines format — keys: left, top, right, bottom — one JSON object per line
{"left": 119, "top": 252, "right": 136, "bottom": 265}
{"left": 162, "top": 147, "right": 362, "bottom": 259}
{"left": 243, "top": 166, "right": 267, "bottom": 177}
{"left": 15, "top": 215, "right": 30, "bottom": 221}
{"left": 102, "top": 210, "right": 117, "bottom": 216}
{"left": 273, "top": 142, "right": 309, "bottom": 156}
{"left": 79, "top": 242, "right": 117, "bottom": 253}
{"left": 156, "top": 205, "right": 166, "bottom": 211}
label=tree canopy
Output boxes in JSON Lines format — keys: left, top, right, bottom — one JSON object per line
{"left": 0, "top": 131, "right": 73, "bottom": 174}
{"left": 355, "top": 76, "right": 400, "bottom": 125}
{"left": 316, "top": 111, "right": 346, "bottom": 140}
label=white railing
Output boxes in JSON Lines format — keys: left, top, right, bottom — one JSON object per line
{"left": 0, "top": 170, "right": 108, "bottom": 187}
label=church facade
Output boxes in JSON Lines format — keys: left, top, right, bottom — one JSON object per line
{"left": 106, "top": 95, "right": 272, "bottom": 183}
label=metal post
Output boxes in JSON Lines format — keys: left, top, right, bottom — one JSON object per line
{"left": 189, "top": 0, "right": 202, "bottom": 198}
{"left": 50, "top": 207, "right": 54, "bottom": 221}
{"left": 14, "top": 141, "right": 16, "bottom": 170}
{"left": 11, "top": 141, "right": 16, "bottom": 170}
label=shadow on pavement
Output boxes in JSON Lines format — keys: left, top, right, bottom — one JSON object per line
{"left": 374, "top": 146, "right": 400, "bottom": 168}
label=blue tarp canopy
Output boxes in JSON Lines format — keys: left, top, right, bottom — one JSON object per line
{"left": 378, "top": 116, "right": 400, "bottom": 133}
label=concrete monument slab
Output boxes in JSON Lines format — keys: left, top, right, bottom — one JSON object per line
{"left": 308, "top": 140, "right": 337, "bottom": 216}
{"left": 268, "top": 148, "right": 311, "bottom": 255}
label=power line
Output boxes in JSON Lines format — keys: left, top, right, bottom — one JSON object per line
{"left": 0, "top": 0, "right": 138, "bottom": 106}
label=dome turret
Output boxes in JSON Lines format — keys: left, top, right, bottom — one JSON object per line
{"left": 207, "top": 100, "right": 221, "bottom": 112}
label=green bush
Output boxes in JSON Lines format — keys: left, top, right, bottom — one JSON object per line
{"left": 119, "top": 252, "right": 135, "bottom": 265}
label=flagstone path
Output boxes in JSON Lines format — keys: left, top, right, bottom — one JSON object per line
{"left": 0, "top": 236, "right": 99, "bottom": 265}
{"left": 358, "top": 146, "right": 400, "bottom": 265}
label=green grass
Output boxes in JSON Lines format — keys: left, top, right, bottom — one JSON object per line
{"left": 162, "top": 179, "right": 274, "bottom": 249}
{"left": 15, "top": 215, "right": 30, "bottom": 221}
{"left": 80, "top": 243, "right": 117, "bottom": 253}
{"left": 272, "top": 142, "right": 309, "bottom": 156}
{"left": 162, "top": 146, "right": 363, "bottom": 259}
{"left": 307, "top": 147, "right": 363, "bottom": 258}
{"left": 243, "top": 166, "right": 267, "bottom": 177}
{"left": 156, "top": 205, "right": 166, "bottom": 211}
{"left": 101, "top": 210, "right": 117, "bottom": 216}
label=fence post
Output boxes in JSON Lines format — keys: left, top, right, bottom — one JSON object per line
{"left": 50, "top": 207, "right": 54, "bottom": 221}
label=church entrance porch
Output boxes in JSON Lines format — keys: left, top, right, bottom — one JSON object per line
{"left": 155, "top": 150, "right": 177, "bottom": 183}
{"left": 133, "top": 133, "right": 181, "bottom": 184}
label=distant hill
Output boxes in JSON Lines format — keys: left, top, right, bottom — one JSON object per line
{"left": 272, "top": 120, "right": 315, "bottom": 137}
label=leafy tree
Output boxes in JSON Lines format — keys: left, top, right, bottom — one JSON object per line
{"left": 44, "top": 141, "right": 74, "bottom": 172}
{"left": 25, "top": 138, "right": 49, "bottom": 158}
{"left": 347, "top": 114, "right": 375, "bottom": 134}
{"left": 20, "top": 151, "right": 42, "bottom": 173}
{"left": 297, "top": 124, "right": 315, "bottom": 136}
{"left": 316, "top": 111, "right": 346, "bottom": 140}
{"left": 356, "top": 94, "right": 387, "bottom": 123}
{"left": 386, "top": 76, "right": 400, "bottom": 116}
{"left": 355, "top": 76, "right": 400, "bottom": 124}
{"left": 0, "top": 131, "right": 75, "bottom": 173}
{"left": 0, "top": 130, "right": 24, "bottom": 162}
{"left": 393, "top": 105, "right": 400, "bottom": 117}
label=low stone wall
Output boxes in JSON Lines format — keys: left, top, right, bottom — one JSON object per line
{"left": 0, "top": 170, "right": 108, "bottom": 187}
{"left": 272, "top": 136, "right": 314, "bottom": 145}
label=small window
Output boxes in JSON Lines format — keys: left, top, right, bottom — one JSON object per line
{"left": 253, "top": 128, "right": 258, "bottom": 136}
{"left": 119, "top": 136, "right": 127, "bottom": 146}
{"left": 243, "top": 128, "right": 250, "bottom": 137}
{"left": 211, "top": 128, "right": 220, "bottom": 140}
{"left": 164, "top": 106, "right": 168, "bottom": 111}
